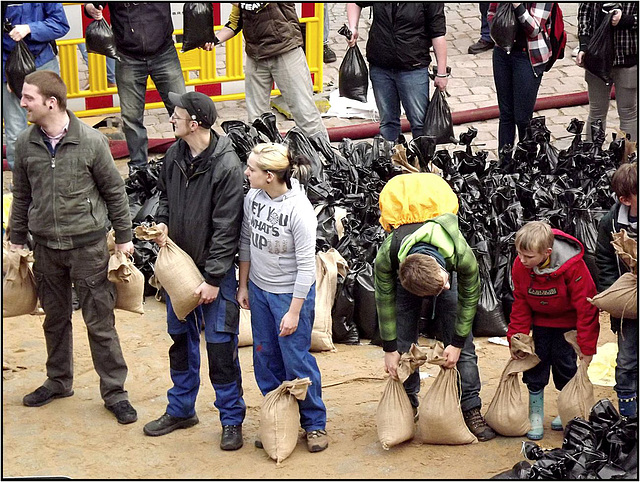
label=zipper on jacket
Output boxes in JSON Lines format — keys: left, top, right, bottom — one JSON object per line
{"left": 51, "top": 156, "right": 55, "bottom": 169}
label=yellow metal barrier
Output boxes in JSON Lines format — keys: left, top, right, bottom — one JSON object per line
{"left": 59, "top": 3, "right": 324, "bottom": 118}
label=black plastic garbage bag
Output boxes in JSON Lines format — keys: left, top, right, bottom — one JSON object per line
{"left": 562, "top": 417, "right": 599, "bottom": 452}
{"left": 181, "top": 2, "right": 215, "bottom": 52}
{"left": 337, "top": 24, "right": 368, "bottom": 103}
{"left": 283, "top": 127, "right": 324, "bottom": 181}
{"left": 490, "top": 461, "right": 532, "bottom": 479}
{"left": 352, "top": 262, "right": 378, "bottom": 341}
{"left": 252, "top": 112, "right": 283, "bottom": 143}
{"left": 584, "top": 12, "right": 615, "bottom": 85}
{"left": 132, "top": 191, "right": 160, "bottom": 225}
{"left": 490, "top": 3, "right": 517, "bottom": 53}
{"left": 132, "top": 239, "right": 160, "bottom": 297}
{"left": 221, "top": 119, "right": 260, "bottom": 163}
{"left": 316, "top": 204, "right": 339, "bottom": 251}
{"left": 473, "top": 240, "right": 508, "bottom": 337}
{"left": 423, "top": 89, "right": 456, "bottom": 145}
{"left": 5, "top": 39, "right": 35, "bottom": 98}
{"left": 85, "top": 19, "right": 121, "bottom": 60}
{"left": 331, "top": 268, "right": 360, "bottom": 345}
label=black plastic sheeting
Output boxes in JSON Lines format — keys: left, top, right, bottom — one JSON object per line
{"left": 124, "top": 115, "right": 631, "bottom": 344}
{"left": 492, "top": 399, "right": 637, "bottom": 479}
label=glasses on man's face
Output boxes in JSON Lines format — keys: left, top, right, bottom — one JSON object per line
{"left": 170, "top": 112, "right": 191, "bottom": 122}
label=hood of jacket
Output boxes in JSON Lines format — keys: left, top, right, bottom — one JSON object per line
{"left": 532, "top": 229, "right": 584, "bottom": 277}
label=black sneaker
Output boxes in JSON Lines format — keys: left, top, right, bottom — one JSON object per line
{"left": 220, "top": 425, "right": 243, "bottom": 451}
{"left": 323, "top": 44, "right": 337, "bottom": 63}
{"left": 463, "top": 407, "right": 496, "bottom": 442}
{"left": 106, "top": 400, "right": 138, "bottom": 424}
{"left": 23, "top": 386, "right": 74, "bottom": 407}
{"left": 467, "top": 38, "right": 495, "bottom": 54}
{"left": 143, "top": 412, "right": 199, "bottom": 436}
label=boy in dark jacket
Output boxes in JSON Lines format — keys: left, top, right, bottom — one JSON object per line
{"left": 143, "top": 92, "right": 246, "bottom": 451}
{"left": 508, "top": 221, "right": 600, "bottom": 440}
{"left": 595, "top": 161, "right": 638, "bottom": 419}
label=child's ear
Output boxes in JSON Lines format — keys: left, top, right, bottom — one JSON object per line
{"left": 546, "top": 247, "right": 553, "bottom": 257}
{"left": 619, "top": 195, "right": 633, "bottom": 207}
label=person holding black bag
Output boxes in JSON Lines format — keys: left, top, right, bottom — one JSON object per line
{"left": 489, "top": 3, "right": 553, "bottom": 151}
{"left": 345, "top": 3, "right": 449, "bottom": 142}
{"left": 2, "top": 3, "right": 69, "bottom": 170}
{"left": 576, "top": 3, "right": 637, "bottom": 142}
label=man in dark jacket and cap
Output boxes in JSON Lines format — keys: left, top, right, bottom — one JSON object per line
{"left": 143, "top": 91, "right": 247, "bottom": 451}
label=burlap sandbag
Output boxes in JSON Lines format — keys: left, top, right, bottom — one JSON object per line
{"left": 485, "top": 333, "right": 541, "bottom": 436}
{"left": 588, "top": 272, "right": 637, "bottom": 319}
{"left": 106, "top": 229, "right": 116, "bottom": 255}
{"left": 260, "top": 377, "right": 311, "bottom": 464}
{"left": 311, "top": 249, "right": 347, "bottom": 352}
{"left": 108, "top": 251, "right": 145, "bottom": 314}
{"left": 238, "top": 308, "right": 253, "bottom": 347}
{"left": 3, "top": 247, "right": 38, "bottom": 318}
{"left": 416, "top": 342, "right": 478, "bottom": 445}
{"left": 135, "top": 225, "right": 203, "bottom": 320}
{"left": 557, "top": 330, "right": 595, "bottom": 424}
{"left": 612, "top": 229, "right": 637, "bottom": 273}
{"left": 377, "top": 344, "right": 428, "bottom": 449}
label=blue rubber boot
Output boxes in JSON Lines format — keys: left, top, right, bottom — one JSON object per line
{"left": 551, "top": 415, "right": 563, "bottom": 431}
{"left": 527, "top": 389, "right": 544, "bottom": 440}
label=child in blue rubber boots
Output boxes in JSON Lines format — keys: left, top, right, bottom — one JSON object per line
{"left": 508, "top": 221, "right": 600, "bottom": 440}
{"left": 596, "top": 161, "right": 638, "bottom": 420}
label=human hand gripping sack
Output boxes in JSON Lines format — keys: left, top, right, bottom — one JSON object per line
{"left": 8, "top": 24, "right": 31, "bottom": 42}
{"left": 384, "top": 351, "right": 401, "bottom": 379}
{"left": 443, "top": 345, "right": 461, "bottom": 368}
{"left": 85, "top": 3, "right": 104, "bottom": 20}
{"left": 195, "top": 282, "right": 219, "bottom": 305}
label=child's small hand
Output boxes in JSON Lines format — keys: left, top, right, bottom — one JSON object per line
{"left": 580, "top": 354, "right": 593, "bottom": 365}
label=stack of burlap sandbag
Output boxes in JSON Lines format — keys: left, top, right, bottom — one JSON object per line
{"left": 311, "top": 248, "right": 347, "bottom": 352}
{"left": 416, "top": 341, "right": 478, "bottom": 445}
{"left": 377, "top": 343, "right": 429, "bottom": 449}
{"left": 557, "top": 330, "right": 595, "bottom": 424}
{"left": 259, "top": 377, "right": 312, "bottom": 464}
{"left": 485, "top": 333, "right": 540, "bottom": 436}
{"left": 107, "top": 251, "right": 145, "bottom": 314}
{"left": 134, "top": 224, "right": 204, "bottom": 320}
{"left": 2, "top": 242, "right": 38, "bottom": 317}
{"left": 588, "top": 229, "right": 637, "bottom": 319}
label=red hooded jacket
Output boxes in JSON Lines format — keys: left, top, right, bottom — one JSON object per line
{"left": 507, "top": 229, "right": 600, "bottom": 356}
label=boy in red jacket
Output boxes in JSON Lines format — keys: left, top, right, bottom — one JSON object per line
{"left": 508, "top": 221, "right": 600, "bottom": 440}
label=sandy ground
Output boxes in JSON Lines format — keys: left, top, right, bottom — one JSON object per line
{"left": 2, "top": 298, "right": 617, "bottom": 480}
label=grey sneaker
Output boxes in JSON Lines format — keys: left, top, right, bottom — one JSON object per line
{"left": 306, "top": 429, "right": 328, "bottom": 452}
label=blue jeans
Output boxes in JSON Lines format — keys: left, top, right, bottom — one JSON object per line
{"left": 369, "top": 64, "right": 431, "bottom": 141}
{"left": 3, "top": 57, "right": 59, "bottom": 169}
{"left": 492, "top": 47, "right": 543, "bottom": 150}
{"left": 523, "top": 325, "right": 577, "bottom": 393}
{"left": 480, "top": 3, "right": 491, "bottom": 42}
{"left": 115, "top": 44, "right": 185, "bottom": 170}
{"left": 248, "top": 281, "right": 327, "bottom": 431}
{"left": 615, "top": 318, "right": 638, "bottom": 401}
{"left": 164, "top": 267, "right": 245, "bottom": 426}
{"left": 395, "top": 272, "right": 483, "bottom": 412}
{"left": 78, "top": 43, "right": 116, "bottom": 84}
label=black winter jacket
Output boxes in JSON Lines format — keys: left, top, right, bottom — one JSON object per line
{"left": 156, "top": 132, "right": 244, "bottom": 287}
{"left": 357, "top": 2, "right": 446, "bottom": 70}
{"left": 87, "top": 3, "right": 174, "bottom": 59}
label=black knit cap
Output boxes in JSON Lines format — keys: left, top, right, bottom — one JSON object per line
{"left": 168, "top": 91, "right": 217, "bottom": 128}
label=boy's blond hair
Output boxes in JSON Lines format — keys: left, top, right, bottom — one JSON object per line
{"left": 398, "top": 254, "right": 445, "bottom": 296}
{"left": 515, "top": 221, "right": 554, "bottom": 253}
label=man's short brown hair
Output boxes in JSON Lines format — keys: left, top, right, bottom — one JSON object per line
{"left": 23, "top": 70, "right": 67, "bottom": 111}
{"left": 515, "top": 221, "right": 554, "bottom": 253}
{"left": 398, "top": 254, "right": 445, "bottom": 297}
{"left": 611, "top": 161, "right": 638, "bottom": 199}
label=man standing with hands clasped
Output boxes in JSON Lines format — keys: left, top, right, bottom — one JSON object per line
{"left": 9, "top": 70, "right": 137, "bottom": 425}
{"left": 144, "top": 91, "right": 247, "bottom": 451}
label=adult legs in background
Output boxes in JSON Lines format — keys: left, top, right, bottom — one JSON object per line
{"left": 615, "top": 318, "right": 639, "bottom": 418}
{"left": 395, "top": 67, "right": 431, "bottom": 140}
{"left": 370, "top": 65, "right": 402, "bottom": 142}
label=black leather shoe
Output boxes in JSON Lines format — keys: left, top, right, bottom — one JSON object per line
{"left": 220, "top": 425, "right": 243, "bottom": 451}
{"left": 23, "top": 386, "right": 74, "bottom": 407}
{"left": 468, "top": 39, "right": 495, "bottom": 54}
{"left": 463, "top": 407, "right": 496, "bottom": 442}
{"left": 106, "top": 400, "right": 138, "bottom": 424}
{"left": 143, "top": 412, "right": 199, "bottom": 436}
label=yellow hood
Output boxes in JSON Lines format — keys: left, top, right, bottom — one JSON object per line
{"left": 378, "top": 173, "right": 459, "bottom": 232}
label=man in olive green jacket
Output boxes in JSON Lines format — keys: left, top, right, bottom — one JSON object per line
{"left": 9, "top": 70, "right": 137, "bottom": 424}
{"left": 374, "top": 173, "right": 495, "bottom": 442}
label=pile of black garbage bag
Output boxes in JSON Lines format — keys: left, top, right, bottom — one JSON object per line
{"left": 123, "top": 113, "right": 632, "bottom": 346}
{"left": 493, "top": 399, "right": 638, "bottom": 479}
